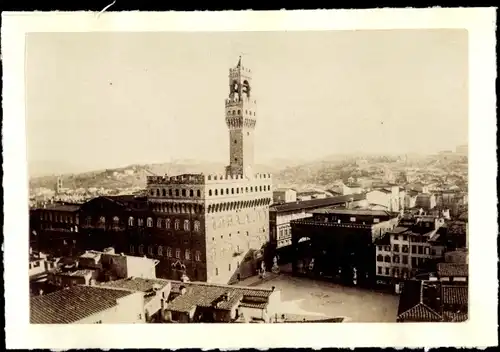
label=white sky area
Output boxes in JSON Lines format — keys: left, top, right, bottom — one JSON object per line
{"left": 26, "top": 30, "right": 468, "bottom": 175}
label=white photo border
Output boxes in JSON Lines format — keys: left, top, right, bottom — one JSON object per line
{"left": 2, "top": 8, "right": 498, "bottom": 349}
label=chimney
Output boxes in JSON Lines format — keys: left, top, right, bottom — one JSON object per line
{"left": 179, "top": 285, "right": 187, "bottom": 295}
{"left": 160, "top": 298, "right": 166, "bottom": 322}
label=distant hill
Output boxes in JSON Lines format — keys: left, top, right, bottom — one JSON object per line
{"left": 30, "top": 153, "right": 466, "bottom": 192}
{"left": 29, "top": 160, "right": 279, "bottom": 191}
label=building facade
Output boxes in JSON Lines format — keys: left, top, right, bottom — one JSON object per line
{"left": 143, "top": 58, "right": 272, "bottom": 285}
{"left": 375, "top": 215, "right": 446, "bottom": 284}
{"left": 272, "top": 188, "right": 297, "bottom": 204}
{"left": 269, "top": 194, "right": 367, "bottom": 262}
{"left": 290, "top": 208, "right": 399, "bottom": 286}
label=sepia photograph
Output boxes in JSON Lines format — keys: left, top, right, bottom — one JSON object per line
{"left": 2, "top": 8, "right": 498, "bottom": 350}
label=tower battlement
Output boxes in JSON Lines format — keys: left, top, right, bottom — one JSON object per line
{"left": 147, "top": 172, "right": 272, "bottom": 186}
{"left": 225, "top": 97, "right": 257, "bottom": 107}
{"left": 229, "top": 66, "right": 252, "bottom": 74}
{"left": 147, "top": 174, "right": 205, "bottom": 185}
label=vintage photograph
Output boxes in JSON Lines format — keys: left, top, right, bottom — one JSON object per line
{"left": 25, "top": 29, "right": 471, "bottom": 325}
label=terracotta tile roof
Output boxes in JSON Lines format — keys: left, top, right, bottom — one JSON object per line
{"left": 442, "top": 285, "right": 468, "bottom": 305}
{"left": 100, "top": 277, "right": 170, "bottom": 303}
{"left": 443, "top": 311, "right": 468, "bottom": 322}
{"left": 30, "top": 285, "right": 134, "bottom": 324}
{"left": 398, "top": 304, "right": 443, "bottom": 322}
{"left": 437, "top": 263, "right": 468, "bottom": 277}
{"left": 397, "top": 280, "right": 443, "bottom": 322}
{"left": 390, "top": 227, "right": 410, "bottom": 234}
{"left": 167, "top": 281, "right": 274, "bottom": 313}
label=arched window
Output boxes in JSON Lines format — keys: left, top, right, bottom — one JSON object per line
{"left": 183, "top": 220, "right": 190, "bottom": 231}
{"left": 175, "top": 248, "right": 181, "bottom": 259}
{"left": 226, "top": 188, "right": 229, "bottom": 195}
{"left": 175, "top": 189, "right": 180, "bottom": 197}
{"left": 128, "top": 217, "right": 134, "bottom": 226}
{"left": 194, "top": 220, "right": 201, "bottom": 232}
{"left": 148, "top": 246, "right": 153, "bottom": 255}
{"left": 209, "top": 189, "right": 212, "bottom": 196}
{"left": 245, "top": 187, "right": 248, "bottom": 192}
{"left": 146, "top": 217, "right": 153, "bottom": 227}
{"left": 113, "top": 216, "right": 120, "bottom": 228}
{"left": 195, "top": 251, "right": 201, "bottom": 262}
{"left": 162, "top": 189, "right": 167, "bottom": 197}
{"left": 377, "top": 255, "right": 383, "bottom": 262}
{"left": 138, "top": 244, "right": 144, "bottom": 255}
{"left": 215, "top": 189, "right": 218, "bottom": 196}
{"left": 157, "top": 218, "right": 163, "bottom": 228}
{"left": 384, "top": 255, "right": 391, "bottom": 263}
{"left": 130, "top": 245, "right": 134, "bottom": 254}
{"left": 174, "top": 219, "right": 180, "bottom": 230}
{"left": 166, "top": 247, "right": 172, "bottom": 257}
{"left": 250, "top": 187, "right": 253, "bottom": 192}
{"left": 98, "top": 216, "right": 106, "bottom": 228}
{"left": 165, "top": 218, "right": 171, "bottom": 229}
{"left": 185, "top": 249, "right": 191, "bottom": 260}
{"left": 150, "top": 189, "right": 155, "bottom": 196}
{"left": 197, "top": 190, "right": 201, "bottom": 197}
{"left": 169, "top": 189, "right": 173, "bottom": 196}
{"left": 189, "top": 189, "right": 194, "bottom": 197}
{"left": 182, "top": 189, "right": 186, "bottom": 197}
{"left": 231, "top": 188, "right": 234, "bottom": 194}
{"left": 138, "top": 218, "right": 144, "bottom": 227}
{"left": 158, "top": 246, "right": 163, "bottom": 256}
{"left": 220, "top": 188, "right": 224, "bottom": 195}
{"left": 156, "top": 189, "right": 160, "bottom": 196}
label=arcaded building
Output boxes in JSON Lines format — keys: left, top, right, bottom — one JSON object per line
{"left": 146, "top": 58, "right": 272, "bottom": 284}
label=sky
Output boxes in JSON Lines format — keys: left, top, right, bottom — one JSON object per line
{"left": 26, "top": 30, "right": 468, "bottom": 176}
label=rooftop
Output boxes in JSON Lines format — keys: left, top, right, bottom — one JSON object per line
{"left": 167, "top": 281, "right": 275, "bottom": 313}
{"left": 397, "top": 280, "right": 443, "bottom": 322}
{"left": 437, "top": 263, "right": 469, "bottom": 277}
{"left": 100, "top": 277, "right": 170, "bottom": 303}
{"left": 37, "top": 203, "right": 81, "bottom": 212}
{"left": 269, "top": 193, "right": 366, "bottom": 213}
{"left": 30, "top": 285, "right": 134, "bottom": 324}
{"left": 312, "top": 208, "right": 396, "bottom": 217}
{"left": 397, "top": 280, "right": 468, "bottom": 322}
{"left": 442, "top": 285, "right": 468, "bottom": 306}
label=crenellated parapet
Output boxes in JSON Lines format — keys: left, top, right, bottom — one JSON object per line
{"left": 147, "top": 174, "right": 205, "bottom": 185}
{"left": 205, "top": 172, "right": 271, "bottom": 183}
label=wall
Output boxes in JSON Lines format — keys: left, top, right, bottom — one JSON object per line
{"left": 77, "top": 292, "right": 145, "bottom": 324}
{"left": 366, "top": 191, "right": 391, "bottom": 209}
{"left": 205, "top": 202, "right": 269, "bottom": 284}
{"left": 29, "top": 259, "right": 47, "bottom": 277}
{"left": 274, "top": 210, "right": 313, "bottom": 249}
{"left": 124, "top": 255, "right": 157, "bottom": 279}
{"left": 239, "top": 306, "right": 266, "bottom": 322}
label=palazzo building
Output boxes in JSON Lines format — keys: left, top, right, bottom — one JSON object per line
{"left": 30, "top": 58, "right": 272, "bottom": 285}
{"left": 142, "top": 57, "right": 272, "bottom": 284}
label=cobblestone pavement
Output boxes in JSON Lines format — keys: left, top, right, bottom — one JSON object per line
{"left": 240, "top": 273, "right": 399, "bottom": 322}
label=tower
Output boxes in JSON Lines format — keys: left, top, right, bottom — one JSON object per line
{"left": 55, "top": 176, "right": 63, "bottom": 194}
{"left": 225, "top": 57, "right": 257, "bottom": 178}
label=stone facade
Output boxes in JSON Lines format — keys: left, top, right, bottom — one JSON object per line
{"left": 145, "top": 58, "right": 272, "bottom": 285}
